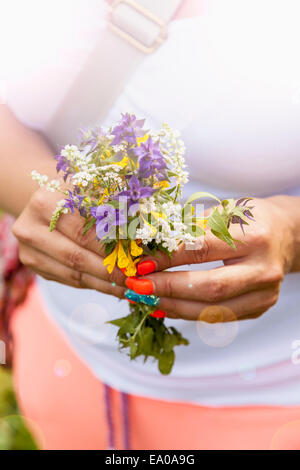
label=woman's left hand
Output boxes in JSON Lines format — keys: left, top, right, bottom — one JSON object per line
{"left": 127, "top": 197, "right": 297, "bottom": 322}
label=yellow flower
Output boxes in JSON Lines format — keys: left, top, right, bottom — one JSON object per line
{"left": 98, "top": 188, "right": 109, "bottom": 205}
{"left": 117, "top": 241, "right": 129, "bottom": 269}
{"left": 137, "top": 134, "right": 149, "bottom": 146}
{"left": 124, "top": 251, "right": 140, "bottom": 277}
{"left": 150, "top": 210, "right": 167, "bottom": 221}
{"left": 115, "top": 156, "right": 129, "bottom": 168}
{"left": 103, "top": 240, "right": 143, "bottom": 277}
{"left": 154, "top": 180, "right": 170, "bottom": 189}
{"left": 130, "top": 240, "right": 143, "bottom": 257}
{"left": 196, "top": 218, "right": 208, "bottom": 229}
{"left": 103, "top": 245, "right": 118, "bottom": 274}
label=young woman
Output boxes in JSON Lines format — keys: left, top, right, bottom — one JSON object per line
{"left": 1, "top": 0, "right": 300, "bottom": 449}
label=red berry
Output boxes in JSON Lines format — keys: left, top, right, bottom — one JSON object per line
{"left": 150, "top": 309, "right": 166, "bottom": 319}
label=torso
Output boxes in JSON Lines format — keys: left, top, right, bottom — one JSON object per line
{"left": 6, "top": 0, "right": 300, "bottom": 404}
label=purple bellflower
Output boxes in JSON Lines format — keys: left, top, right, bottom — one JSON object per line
{"left": 78, "top": 126, "right": 105, "bottom": 152}
{"left": 231, "top": 198, "right": 255, "bottom": 234}
{"left": 90, "top": 204, "right": 126, "bottom": 240}
{"left": 133, "top": 137, "right": 167, "bottom": 180}
{"left": 111, "top": 113, "right": 146, "bottom": 146}
{"left": 63, "top": 191, "right": 85, "bottom": 215}
{"left": 115, "top": 175, "right": 156, "bottom": 208}
{"left": 55, "top": 154, "right": 71, "bottom": 181}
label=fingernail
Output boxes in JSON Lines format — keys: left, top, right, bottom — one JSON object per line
{"left": 125, "top": 289, "right": 160, "bottom": 307}
{"left": 125, "top": 277, "right": 138, "bottom": 290}
{"left": 127, "top": 299, "right": 136, "bottom": 305}
{"left": 131, "top": 278, "right": 154, "bottom": 295}
{"left": 150, "top": 309, "right": 166, "bottom": 319}
{"left": 137, "top": 260, "right": 157, "bottom": 276}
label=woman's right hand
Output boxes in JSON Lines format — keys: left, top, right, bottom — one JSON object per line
{"left": 12, "top": 187, "right": 126, "bottom": 298}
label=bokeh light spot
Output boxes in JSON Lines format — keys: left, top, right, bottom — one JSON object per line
{"left": 196, "top": 305, "right": 239, "bottom": 348}
{"left": 54, "top": 359, "right": 72, "bottom": 378}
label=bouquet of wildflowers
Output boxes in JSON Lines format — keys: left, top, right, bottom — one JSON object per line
{"left": 32, "top": 114, "right": 253, "bottom": 374}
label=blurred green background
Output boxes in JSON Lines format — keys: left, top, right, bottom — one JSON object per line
{"left": 0, "top": 366, "right": 38, "bottom": 450}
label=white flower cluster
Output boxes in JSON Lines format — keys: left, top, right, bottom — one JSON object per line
{"left": 137, "top": 200, "right": 197, "bottom": 251}
{"left": 153, "top": 123, "right": 189, "bottom": 186}
{"left": 55, "top": 199, "right": 69, "bottom": 215}
{"left": 135, "top": 223, "right": 155, "bottom": 245}
{"left": 98, "top": 164, "right": 121, "bottom": 172}
{"left": 70, "top": 161, "right": 98, "bottom": 187}
{"left": 49, "top": 199, "right": 69, "bottom": 231}
{"left": 31, "top": 171, "right": 61, "bottom": 192}
{"left": 61, "top": 145, "right": 87, "bottom": 164}
{"left": 71, "top": 171, "right": 93, "bottom": 187}
{"left": 102, "top": 172, "right": 123, "bottom": 187}
{"left": 46, "top": 179, "right": 61, "bottom": 192}
{"left": 139, "top": 196, "right": 157, "bottom": 214}
{"left": 69, "top": 158, "right": 123, "bottom": 189}
{"left": 31, "top": 170, "right": 48, "bottom": 186}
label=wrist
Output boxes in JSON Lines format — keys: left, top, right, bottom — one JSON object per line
{"left": 268, "top": 195, "right": 300, "bottom": 272}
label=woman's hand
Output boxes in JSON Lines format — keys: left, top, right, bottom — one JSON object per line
{"left": 12, "top": 187, "right": 126, "bottom": 298}
{"left": 129, "top": 197, "right": 298, "bottom": 322}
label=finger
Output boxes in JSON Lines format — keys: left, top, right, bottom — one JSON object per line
{"left": 55, "top": 212, "right": 107, "bottom": 257}
{"left": 139, "top": 230, "right": 249, "bottom": 273}
{"left": 21, "top": 246, "right": 125, "bottom": 298}
{"left": 158, "top": 287, "right": 278, "bottom": 321}
{"left": 17, "top": 190, "right": 107, "bottom": 258}
{"left": 141, "top": 262, "right": 275, "bottom": 302}
{"left": 18, "top": 225, "right": 125, "bottom": 286}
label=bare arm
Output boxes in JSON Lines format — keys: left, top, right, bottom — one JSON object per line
{"left": 0, "top": 105, "right": 56, "bottom": 216}
{"left": 0, "top": 105, "right": 126, "bottom": 296}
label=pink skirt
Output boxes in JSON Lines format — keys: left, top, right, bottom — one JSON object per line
{"left": 10, "top": 283, "right": 300, "bottom": 450}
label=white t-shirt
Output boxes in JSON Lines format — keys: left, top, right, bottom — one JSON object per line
{"left": 4, "top": 0, "right": 300, "bottom": 405}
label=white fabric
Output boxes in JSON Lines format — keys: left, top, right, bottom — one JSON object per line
{"left": 46, "top": 0, "right": 182, "bottom": 148}
{"left": 4, "top": 0, "right": 300, "bottom": 405}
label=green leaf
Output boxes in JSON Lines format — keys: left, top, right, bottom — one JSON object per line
{"left": 109, "top": 305, "right": 189, "bottom": 375}
{"left": 165, "top": 186, "right": 176, "bottom": 195}
{"left": 207, "top": 208, "right": 236, "bottom": 249}
{"left": 82, "top": 217, "right": 96, "bottom": 235}
{"left": 167, "top": 171, "right": 179, "bottom": 178}
{"left": 139, "top": 327, "right": 154, "bottom": 357}
{"left": 186, "top": 192, "right": 221, "bottom": 205}
{"left": 158, "top": 351, "right": 175, "bottom": 375}
{"left": 129, "top": 340, "right": 138, "bottom": 359}
{"left": 107, "top": 200, "right": 119, "bottom": 208}
{"left": 163, "top": 333, "right": 178, "bottom": 352}
{"left": 109, "top": 317, "right": 126, "bottom": 328}
{"left": 105, "top": 241, "right": 117, "bottom": 256}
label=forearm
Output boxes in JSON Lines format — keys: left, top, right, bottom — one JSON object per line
{"left": 269, "top": 195, "right": 300, "bottom": 272}
{"left": 0, "top": 105, "right": 57, "bottom": 217}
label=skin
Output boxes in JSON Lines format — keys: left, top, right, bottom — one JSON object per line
{"left": 0, "top": 106, "right": 125, "bottom": 297}
{"left": 138, "top": 197, "right": 300, "bottom": 322}
{"left": 0, "top": 0, "right": 202, "bottom": 300}
{"left": 1, "top": 0, "right": 300, "bottom": 323}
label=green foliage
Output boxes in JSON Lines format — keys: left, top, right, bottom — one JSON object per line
{"left": 207, "top": 207, "right": 236, "bottom": 249}
{"left": 82, "top": 216, "right": 96, "bottom": 235}
{"left": 0, "top": 367, "right": 38, "bottom": 450}
{"left": 109, "top": 305, "right": 189, "bottom": 375}
{"left": 186, "top": 191, "right": 221, "bottom": 205}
